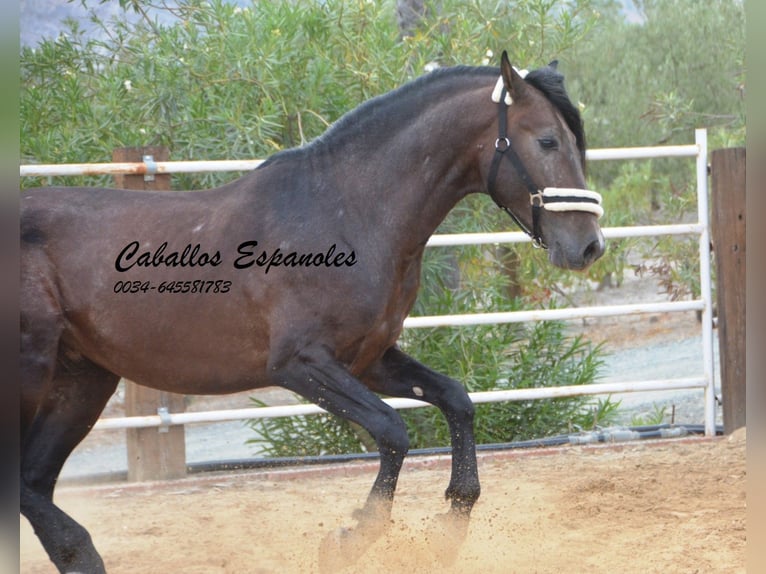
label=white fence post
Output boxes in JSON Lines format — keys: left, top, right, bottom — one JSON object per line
{"left": 695, "top": 129, "right": 716, "bottom": 436}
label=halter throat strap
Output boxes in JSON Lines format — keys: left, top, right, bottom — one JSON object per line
{"left": 486, "top": 83, "right": 603, "bottom": 249}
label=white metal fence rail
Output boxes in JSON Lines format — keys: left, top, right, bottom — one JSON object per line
{"left": 21, "top": 129, "right": 716, "bottom": 436}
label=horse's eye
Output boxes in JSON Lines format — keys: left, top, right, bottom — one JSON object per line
{"left": 538, "top": 137, "right": 559, "bottom": 151}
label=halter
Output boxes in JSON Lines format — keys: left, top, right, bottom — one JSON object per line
{"left": 486, "top": 76, "right": 603, "bottom": 249}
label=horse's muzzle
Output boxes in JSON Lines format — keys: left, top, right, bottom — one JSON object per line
{"left": 549, "top": 230, "right": 605, "bottom": 271}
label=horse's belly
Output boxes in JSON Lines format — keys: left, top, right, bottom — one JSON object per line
{"left": 105, "top": 350, "right": 269, "bottom": 394}
{"left": 94, "top": 349, "right": 271, "bottom": 395}
{"left": 63, "top": 307, "right": 273, "bottom": 394}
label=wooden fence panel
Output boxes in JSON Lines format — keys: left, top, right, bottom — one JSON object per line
{"left": 711, "top": 147, "right": 746, "bottom": 433}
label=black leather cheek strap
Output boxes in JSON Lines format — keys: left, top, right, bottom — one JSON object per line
{"left": 486, "top": 87, "right": 546, "bottom": 248}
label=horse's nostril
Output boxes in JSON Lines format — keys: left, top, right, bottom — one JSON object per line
{"left": 583, "top": 236, "right": 605, "bottom": 265}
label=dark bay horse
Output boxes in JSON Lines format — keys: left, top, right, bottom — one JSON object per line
{"left": 20, "top": 52, "right": 604, "bottom": 573}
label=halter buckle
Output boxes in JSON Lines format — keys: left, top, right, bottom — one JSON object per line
{"left": 530, "top": 191, "right": 544, "bottom": 208}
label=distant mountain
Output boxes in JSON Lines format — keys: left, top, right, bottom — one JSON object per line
{"left": 20, "top": 0, "right": 644, "bottom": 49}
{"left": 21, "top": 0, "right": 128, "bottom": 48}
{"left": 621, "top": 0, "right": 643, "bottom": 24}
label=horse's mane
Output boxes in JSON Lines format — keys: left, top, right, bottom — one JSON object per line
{"left": 258, "top": 63, "right": 585, "bottom": 168}
{"left": 315, "top": 66, "right": 492, "bottom": 146}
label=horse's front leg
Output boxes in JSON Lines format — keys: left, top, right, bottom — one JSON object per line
{"left": 363, "top": 346, "right": 480, "bottom": 556}
{"left": 365, "top": 346, "right": 481, "bottom": 515}
{"left": 269, "top": 344, "right": 409, "bottom": 571}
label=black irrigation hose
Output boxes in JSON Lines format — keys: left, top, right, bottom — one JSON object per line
{"left": 186, "top": 423, "right": 722, "bottom": 476}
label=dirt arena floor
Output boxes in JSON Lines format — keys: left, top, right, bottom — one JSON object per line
{"left": 21, "top": 429, "right": 745, "bottom": 574}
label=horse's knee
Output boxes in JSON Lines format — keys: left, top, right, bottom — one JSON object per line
{"left": 441, "top": 382, "right": 475, "bottom": 426}
{"left": 375, "top": 410, "right": 410, "bottom": 459}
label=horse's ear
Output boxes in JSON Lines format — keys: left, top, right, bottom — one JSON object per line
{"left": 500, "top": 50, "right": 528, "bottom": 101}
{"left": 548, "top": 59, "right": 559, "bottom": 70}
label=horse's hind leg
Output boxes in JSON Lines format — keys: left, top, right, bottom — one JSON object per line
{"left": 21, "top": 346, "right": 119, "bottom": 574}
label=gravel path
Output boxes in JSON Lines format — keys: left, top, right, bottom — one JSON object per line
{"left": 598, "top": 333, "right": 720, "bottom": 424}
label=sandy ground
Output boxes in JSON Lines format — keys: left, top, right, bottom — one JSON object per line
{"left": 21, "top": 429, "right": 745, "bottom": 574}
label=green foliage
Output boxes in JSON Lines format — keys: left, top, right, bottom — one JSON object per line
{"left": 399, "top": 242, "right": 616, "bottom": 448}
{"left": 22, "top": 0, "right": 409, "bottom": 189}
{"left": 400, "top": 320, "right": 613, "bottom": 447}
{"left": 566, "top": 0, "right": 745, "bottom": 154}
{"left": 22, "top": 0, "right": 602, "bottom": 190}
{"left": 579, "top": 156, "right": 701, "bottom": 296}
{"left": 246, "top": 399, "right": 366, "bottom": 457}
{"left": 630, "top": 403, "right": 668, "bottom": 427}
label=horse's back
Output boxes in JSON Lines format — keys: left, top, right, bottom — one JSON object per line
{"left": 21, "top": 186, "right": 160, "bottom": 250}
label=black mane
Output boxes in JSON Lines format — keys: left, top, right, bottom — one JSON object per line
{"left": 258, "top": 66, "right": 495, "bottom": 168}
{"left": 317, "top": 66, "right": 491, "bottom": 145}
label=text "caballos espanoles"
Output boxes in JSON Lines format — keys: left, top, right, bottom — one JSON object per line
{"left": 115, "top": 240, "right": 357, "bottom": 275}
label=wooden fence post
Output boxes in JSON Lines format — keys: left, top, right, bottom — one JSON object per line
{"left": 112, "top": 146, "right": 188, "bottom": 481}
{"left": 710, "top": 147, "right": 746, "bottom": 434}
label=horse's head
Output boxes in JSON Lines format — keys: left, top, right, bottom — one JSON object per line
{"left": 485, "top": 51, "right": 604, "bottom": 271}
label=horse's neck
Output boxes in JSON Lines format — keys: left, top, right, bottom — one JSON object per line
{"left": 322, "top": 90, "right": 493, "bottom": 253}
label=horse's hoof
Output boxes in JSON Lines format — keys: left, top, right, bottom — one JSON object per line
{"left": 425, "top": 512, "right": 470, "bottom": 565}
{"left": 317, "top": 516, "right": 387, "bottom": 573}
{"left": 319, "top": 526, "right": 375, "bottom": 573}
{"left": 317, "top": 527, "right": 350, "bottom": 573}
